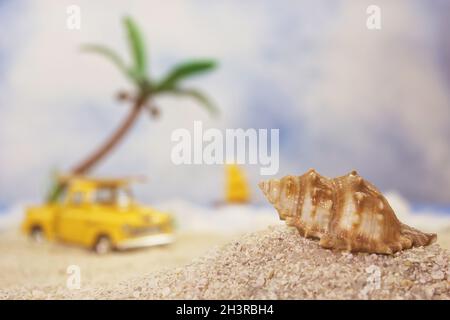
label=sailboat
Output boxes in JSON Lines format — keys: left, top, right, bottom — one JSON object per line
{"left": 225, "top": 164, "right": 250, "bottom": 204}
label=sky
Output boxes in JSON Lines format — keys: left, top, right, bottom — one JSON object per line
{"left": 0, "top": 0, "right": 449, "bottom": 206}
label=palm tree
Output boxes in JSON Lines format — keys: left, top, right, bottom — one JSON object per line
{"left": 46, "top": 16, "right": 217, "bottom": 202}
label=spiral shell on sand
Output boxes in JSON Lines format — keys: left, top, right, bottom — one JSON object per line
{"left": 259, "top": 169, "right": 436, "bottom": 254}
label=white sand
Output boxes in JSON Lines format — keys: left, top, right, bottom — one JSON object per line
{"left": 4, "top": 225, "right": 445, "bottom": 300}
{"left": 0, "top": 230, "right": 231, "bottom": 299}
{"left": 89, "top": 226, "right": 449, "bottom": 300}
{"left": 1, "top": 199, "right": 449, "bottom": 300}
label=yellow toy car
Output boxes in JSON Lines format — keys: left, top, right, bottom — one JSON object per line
{"left": 21, "top": 176, "right": 175, "bottom": 254}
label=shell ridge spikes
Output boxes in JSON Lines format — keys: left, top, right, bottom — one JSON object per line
{"left": 399, "top": 223, "right": 436, "bottom": 247}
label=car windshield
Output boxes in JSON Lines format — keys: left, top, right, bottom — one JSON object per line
{"left": 93, "top": 186, "right": 133, "bottom": 207}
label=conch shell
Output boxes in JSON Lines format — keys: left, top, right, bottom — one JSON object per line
{"left": 259, "top": 169, "right": 436, "bottom": 254}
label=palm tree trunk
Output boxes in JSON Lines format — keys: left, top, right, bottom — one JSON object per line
{"left": 71, "top": 99, "right": 145, "bottom": 174}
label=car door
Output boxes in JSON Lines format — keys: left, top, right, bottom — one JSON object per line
{"left": 57, "top": 190, "right": 90, "bottom": 244}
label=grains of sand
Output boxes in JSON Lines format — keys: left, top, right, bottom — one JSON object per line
{"left": 4, "top": 225, "right": 448, "bottom": 300}
{"left": 103, "top": 225, "right": 450, "bottom": 300}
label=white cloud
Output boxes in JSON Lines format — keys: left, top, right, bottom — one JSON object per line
{"left": 272, "top": 0, "right": 450, "bottom": 203}
{"left": 0, "top": 0, "right": 449, "bottom": 206}
{"left": 0, "top": 0, "right": 271, "bottom": 203}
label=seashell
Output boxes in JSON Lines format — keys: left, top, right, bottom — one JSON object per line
{"left": 259, "top": 169, "right": 437, "bottom": 254}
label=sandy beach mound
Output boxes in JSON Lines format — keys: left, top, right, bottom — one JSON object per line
{"left": 106, "top": 225, "right": 449, "bottom": 300}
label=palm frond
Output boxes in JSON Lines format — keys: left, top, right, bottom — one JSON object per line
{"left": 170, "top": 88, "right": 218, "bottom": 116}
{"left": 45, "top": 171, "right": 65, "bottom": 203}
{"left": 81, "top": 44, "right": 128, "bottom": 74}
{"left": 156, "top": 60, "right": 217, "bottom": 92}
{"left": 123, "top": 16, "right": 147, "bottom": 79}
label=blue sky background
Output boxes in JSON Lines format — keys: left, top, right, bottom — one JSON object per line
{"left": 0, "top": 0, "right": 449, "bottom": 207}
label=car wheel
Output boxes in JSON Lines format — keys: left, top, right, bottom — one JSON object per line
{"left": 93, "top": 236, "right": 112, "bottom": 255}
{"left": 30, "top": 226, "right": 44, "bottom": 243}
